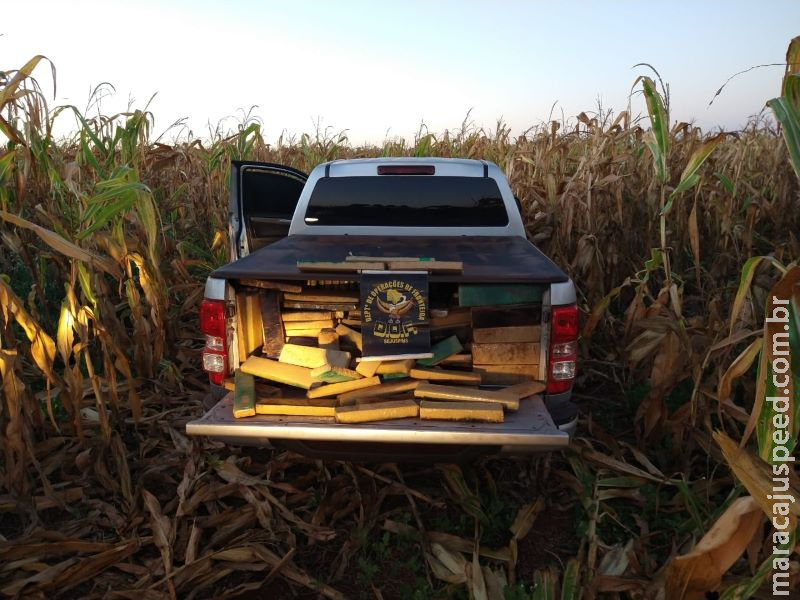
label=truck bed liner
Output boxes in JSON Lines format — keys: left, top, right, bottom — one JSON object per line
{"left": 212, "top": 235, "right": 568, "bottom": 283}
{"left": 188, "top": 393, "right": 568, "bottom": 448}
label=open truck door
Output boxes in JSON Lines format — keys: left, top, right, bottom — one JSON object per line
{"left": 229, "top": 161, "right": 308, "bottom": 259}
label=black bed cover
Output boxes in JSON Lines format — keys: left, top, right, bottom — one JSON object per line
{"left": 211, "top": 235, "right": 568, "bottom": 284}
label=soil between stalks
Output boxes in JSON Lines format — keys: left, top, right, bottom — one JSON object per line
{"left": 0, "top": 384, "right": 590, "bottom": 599}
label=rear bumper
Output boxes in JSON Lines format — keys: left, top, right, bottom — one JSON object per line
{"left": 187, "top": 392, "right": 570, "bottom": 451}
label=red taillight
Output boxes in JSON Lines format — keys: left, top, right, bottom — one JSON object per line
{"left": 200, "top": 299, "right": 226, "bottom": 338}
{"left": 377, "top": 165, "right": 435, "bottom": 175}
{"left": 547, "top": 304, "right": 578, "bottom": 394}
{"left": 200, "top": 299, "right": 228, "bottom": 385}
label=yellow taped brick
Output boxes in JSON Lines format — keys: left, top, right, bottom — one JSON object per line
{"left": 414, "top": 382, "right": 519, "bottom": 410}
{"left": 355, "top": 360, "right": 381, "bottom": 377}
{"left": 337, "top": 380, "right": 421, "bottom": 405}
{"left": 240, "top": 356, "right": 318, "bottom": 390}
{"left": 318, "top": 328, "right": 339, "bottom": 350}
{"left": 335, "top": 399, "right": 419, "bottom": 423}
{"left": 472, "top": 325, "right": 541, "bottom": 344}
{"left": 409, "top": 368, "right": 481, "bottom": 385}
{"left": 284, "top": 319, "right": 335, "bottom": 331}
{"left": 283, "top": 328, "right": 326, "bottom": 338}
{"left": 355, "top": 395, "right": 417, "bottom": 405}
{"left": 278, "top": 344, "right": 350, "bottom": 369}
{"left": 255, "top": 397, "right": 336, "bottom": 417}
{"left": 472, "top": 364, "right": 537, "bottom": 385}
{"left": 419, "top": 400, "right": 503, "bottom": 423}
{"left": 471, "top": 342, "right": 540, "bottom": 365}
{"left": 236, "top": 293, "right": 264, "bottom": 359}
{"left": 375, "top": 359, "right": 415, "bottom": 375}
{"left": 307, "top": 376, "right": 381, "bottom": 399}
{"left": 336, "top": 323, "right": 363, "bottom": 351}
{"left": 281, "top": 311, "right": 334, "bottom": 322}
{"left": 284, "top": 290, "right": 359, "bottom": 303}
{"left": 440, "top": 354, "right": 473, "bottom": 368}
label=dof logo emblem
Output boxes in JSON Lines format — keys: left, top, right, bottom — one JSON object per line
{"left": 361, "top": 274, "right": 428, "bottom": 348}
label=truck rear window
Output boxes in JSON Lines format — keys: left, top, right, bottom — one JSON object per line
{"left": 303, "top": 176, "right": 509, "bottom": 227}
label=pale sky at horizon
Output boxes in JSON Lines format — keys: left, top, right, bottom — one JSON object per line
{"left": 4, "top": 1, "right": 798, "bottom": 145}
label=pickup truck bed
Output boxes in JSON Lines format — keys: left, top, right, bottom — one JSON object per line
{"left": 187, "top": 391, "right": 568, "bottom": 450}
{"left": 211, "top": 235, "right": 569, "bottom": 284}
{"left": 189, "top": 158, "right": 579, "bottom": 459}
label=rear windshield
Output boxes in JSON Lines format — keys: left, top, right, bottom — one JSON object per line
{"left": 303, "top": 176, "right": 509, "bottom": 227}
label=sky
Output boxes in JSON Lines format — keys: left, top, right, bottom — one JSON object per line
{"left": 3, "top": 1, "right": 798, "bottom": 145}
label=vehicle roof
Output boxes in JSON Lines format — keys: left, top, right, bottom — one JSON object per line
{"left": 322, "top": 156, "right": 485, "bottom": 165}
{"left": 320, "top": 157, "right": 488, "bottom": 177}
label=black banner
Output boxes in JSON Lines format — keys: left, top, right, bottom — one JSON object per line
{"left": 360, "top": 271, "right": 431, "bottom": 360}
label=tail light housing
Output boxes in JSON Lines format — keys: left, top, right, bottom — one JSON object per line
{"left": 547, "top": 304, "right": 578, "bottom": 394}
{"left": 200, "top": 299, "right": 228, "bottom": 385}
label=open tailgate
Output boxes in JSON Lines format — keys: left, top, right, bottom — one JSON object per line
{"left": 187, "top": 393, "right": 569, "bottom": 449}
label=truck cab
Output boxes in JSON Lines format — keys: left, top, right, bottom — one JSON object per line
{"left": 187, "top": 158, "right": 578, "bottom": 461}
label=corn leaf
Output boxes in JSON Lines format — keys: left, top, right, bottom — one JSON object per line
{"left": 532, "top": 569, "right": 556, "bottom": 600}
{"left": 719, "top": 550, "right": 790, "bottom": 600}
{"left": 0, "top": 55, "right": 54, "bottom": 108}
{"left": 664, "top": 496, "right": 763, "bottom": 600}
{"left": 0, "top": 277, "right": 57, "bottom": 385}
{"left": 716, "top": 337, "right": 763, "bottom": 405}
{"left": 728, "top": 256, "right": 787, "bottom": 336}
{"left": 78, "top": 170, "right": 150, "bottom": 240}
{"left": 765, "top": 36, "right": 800, "bottom": 177}
{"left": 715, "top": 431, "right": 800, "bottom": 526}
{"left": 662, "top": 132, "right": 727, "bottom": 215}
{"left": 559, "top": 559, "right": 582, "bottom": 600}
{"left": 0, "top": 55, "right": 55, "bottom": 144}
{"left": 688, "top": 199, "right": 701, "bottom": 280}
{"left": 634, "top": 76, "right": 669, "bottom": 183}
{"left": 749, "top": 267, "right": 800, "bottom": 459}
{"left": 767, "top": 92, "right": 800, "bottom": 179}
{"left": 0, "top": 210, "right": 120, "bottom": 276}
{"left": 781, "top": 35, "right": 800, "bottom": 105}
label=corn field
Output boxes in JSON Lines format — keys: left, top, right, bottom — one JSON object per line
{"left": 0, "top": 41, "right": 798, "bottom": 599}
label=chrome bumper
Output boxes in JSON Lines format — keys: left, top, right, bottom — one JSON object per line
{"left": 186, "top": 393, "right": 570, "bottom": 450}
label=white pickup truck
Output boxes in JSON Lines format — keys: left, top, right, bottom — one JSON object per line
{"left": 186, "top": 158, "right": 578, "bottom": 461}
